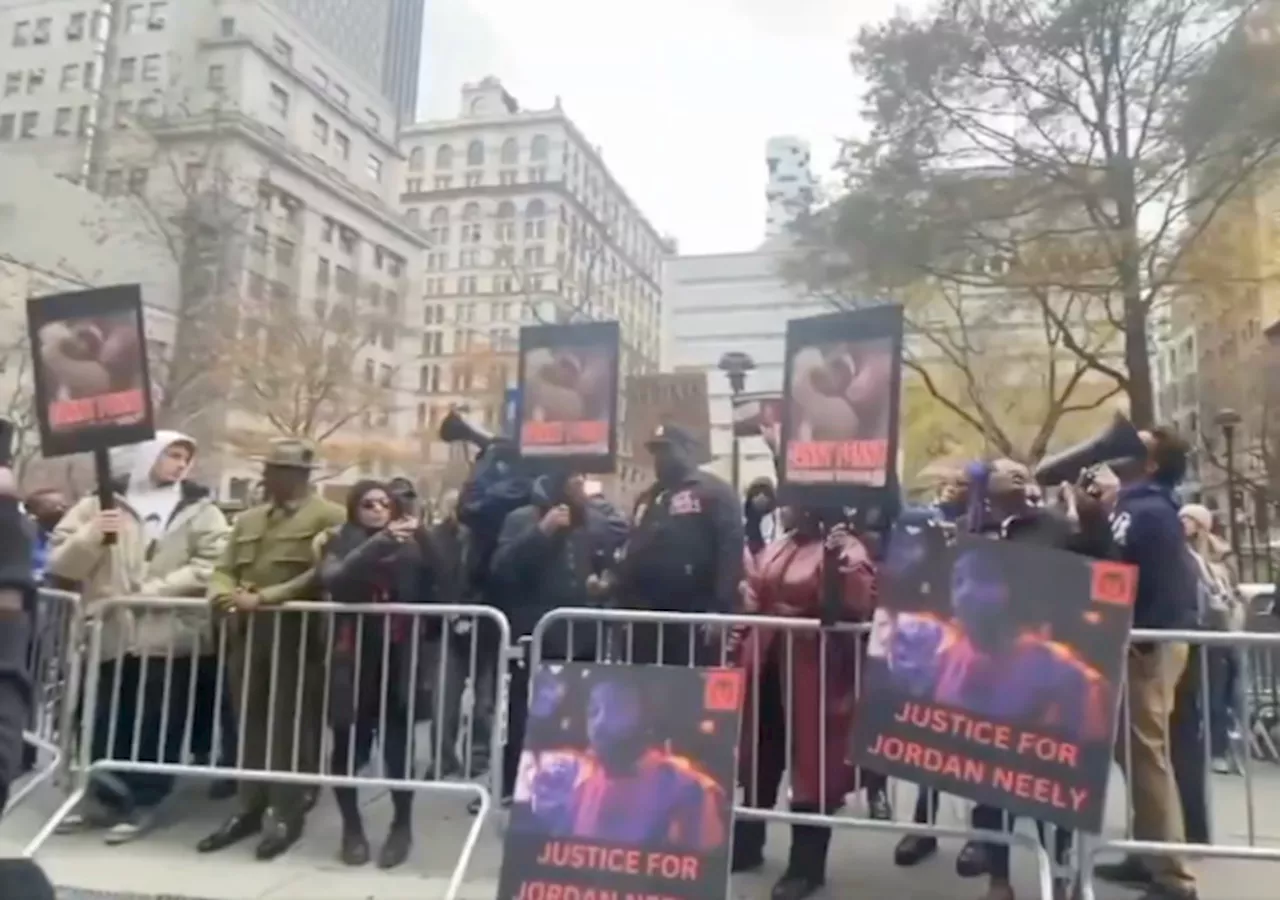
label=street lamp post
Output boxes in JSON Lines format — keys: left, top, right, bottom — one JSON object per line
{"left": 718, "top": 351, "right": 756, "bottom": 494}
{"left": 1215, "top": 408, "right": 1243, "bottom": 561}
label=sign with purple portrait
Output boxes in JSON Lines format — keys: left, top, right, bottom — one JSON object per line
{"left": 851, "top": 529, "right": 1136, "bottom": 832}
{"left": 497, "top": 663, "right": 744, "bottom": 900}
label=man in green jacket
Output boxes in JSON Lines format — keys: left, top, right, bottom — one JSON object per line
{"left": 197, "top": 439, "right": 344, "bottom": 861}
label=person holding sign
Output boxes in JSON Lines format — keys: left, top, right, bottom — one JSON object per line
{"left": 731, "top": 512, "right": 877, "bottom": 900}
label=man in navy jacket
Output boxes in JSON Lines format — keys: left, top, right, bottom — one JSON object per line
{"left": 1097, "top": 427, "right": 1199, "bottom": 900}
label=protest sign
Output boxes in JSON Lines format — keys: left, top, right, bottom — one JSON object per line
{"left": 27, "top": 284, "right": 155, "bottom": 458}
{"left": 853, "top": 532, "right": 1135, "bottom": 832}
{"left": 517, "top": 322, "right": 619, "bottom": 474}
{"left": 498, "top": 663, "right": 744, "bottom": 900}
{"left": 626, "top": 372, "right": 711, "bottom": 464}
{"left": 779, "top": 304, "right": 903, "bottom": 507}
{"left": 731, "top": 391, "right": 782, "bottom": 438}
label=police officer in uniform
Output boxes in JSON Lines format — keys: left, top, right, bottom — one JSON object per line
{"left": 616, "top": 424, "right": 743, "bottom": 666}
{"left": 198, "top": 439, "right": 344, "bottom": 860}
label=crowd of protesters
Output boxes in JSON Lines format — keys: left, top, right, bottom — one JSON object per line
{"left": 0, "top": 413, "right": 1254, "bottom": 900}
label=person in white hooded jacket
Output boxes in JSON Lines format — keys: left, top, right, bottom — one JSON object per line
{"left": 47, "top": 430, "right": 230, "bottom": 843}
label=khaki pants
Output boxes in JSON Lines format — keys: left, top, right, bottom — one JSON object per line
{"left": 1117, "top": 642, "right": 1196, "bottom": 890}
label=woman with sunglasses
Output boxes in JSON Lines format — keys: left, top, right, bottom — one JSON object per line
{"left": 317, "top": 480, "right": 439, "bottom": 869}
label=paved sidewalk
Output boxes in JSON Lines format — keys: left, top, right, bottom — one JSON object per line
{"left": 2, "top": 764, "right": 1278, "bottom": 899}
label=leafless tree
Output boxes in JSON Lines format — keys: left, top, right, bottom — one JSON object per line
{"left": 801, "top": 0, "right": 1280, "bottom": 427}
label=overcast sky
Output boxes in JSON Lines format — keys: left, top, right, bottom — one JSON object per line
{"left": 420, "top": 0, "right": 901, "bottom": 255}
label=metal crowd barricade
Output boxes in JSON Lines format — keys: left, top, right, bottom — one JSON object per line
{"left": 528, "top": 606, "right": 1058, "bottom": 900}
{"left": 22, "top": 595, "right": 511, "bottom": 900}
{"left": 1078, "top": 628, "right": 1280, "bottom": 900}
{"left": 8, "top": 587, "right": 84, "bottom": 813}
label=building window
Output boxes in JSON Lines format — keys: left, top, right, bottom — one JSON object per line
{"left": 67, "top": 13, "right": 86, "bottom": 41}
{"left": 466, "top": 139, "right": 484, "bottom": 166}
{"left": 54, "top": 106, "right": 72, "bottom": 135}
{"left": 77, "top": 106, "right": 90, "bottom": 136}
{"left": 428, "top": 206, "right": 449, "bottom": 243}
{"left": 408, "top": 146, "right": 424, "bottom": 170}
{"left": 33, "top": 17, "right": 51, "bottom": 44}
{"left": 531, "top": 134, "right": 549, "bottom": 161}
{"left": 268, "top": 83, "right": 288, "bottom": 117}
{"left": 316, "top": 257, "right": 330, "bottom": 286}
{"left": 272, "top": 36, "right": 293, "bottom": 64}
{"left": 207, "top": 64, "right": 224, "bottom": 90}
{"left": 83, "top": 62, "right": 95, "bottom": 89}
{"left": 275, "top": 238, "right": 295, "bottom": 266}
{"left": 312, "top": 114, "right": 328, "bottom": 145}
{"left": 367, "top": 154, "right": 382, "bottom": 182}
{"left": 334, "top": 131, "right": 350, "bottom": 161}
{"left": 141, "top": 54, "right": 161, "bottom": 82}
{"left": 119, "top": 57, "right": 136, "bottom": 84}
{"left": 524, "top": 199, "right": 547, "bottom": 239}
{"left": 60, "top": 64, "right": 79, "bottom": 91}
{"left": 12, "top": 21, "right": 30, "bottom": 47}
{"left": 3, "top": 73, "right": 19, "bottom": 97}
{"left": 128, "top": 167, "right": 148, "bottom": 194}
{"left": 219, "top": 17, "right": 234, "bottom": 37}
{"left": 27, "top": 68, "right": 44, "bottom": 93}
{"left": 406, "top": 208, "right": 420, "bottom": 225}
{"left": 0, "top": 114, "right": 13, "bottom": 141}
{"left": 125, "top": 4, "right": 145, "bottom": 33}
{"left": 500, "top": 137, "right": 518, "bottom": 165}
{"left": 148, "top": 2, "right": 168, "bottom": 30}
{"left": 436, "top": 144, "right": 453, "bottom": 169}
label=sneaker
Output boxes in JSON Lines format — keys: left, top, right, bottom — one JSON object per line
{"left": 1137, "top": 884, "right": 1198, "bottom": 900}
{"left": 103, "top": 810, "right": 157, "bottom": 845}
{"left": 1094, "top": 857, "right": 1153, "bottom": 887}
{"left": 1211, "top": 757, "right": 1231, "bottom": 774}
{"left": 54, "top": 801, "right": 120, "bottom": 835}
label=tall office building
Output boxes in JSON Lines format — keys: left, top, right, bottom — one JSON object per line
{"left": 268, "top": 0, "right": 387, "bottom": 90}
{"left": 0, "top": 0, "right": 425, "bottom": 496}
{"left": 383, "top": 0, "right": 424, "bottom": 125}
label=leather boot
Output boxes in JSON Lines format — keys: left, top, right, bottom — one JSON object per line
{"left": 731, "top": 819, "right": 767, "bottom": 872}
{"left": 771, "top": 821, "right": 832, "bottom": 900}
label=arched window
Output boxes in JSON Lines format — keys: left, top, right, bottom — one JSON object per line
{"left": 462, "top": 201, "right": 482, "bottom": 242}
{"left": 496, "top": 200, "right": 517, "bottom": 241}
{"left": 406, "top": 207, "right": 420, "bottom": 225}
{"left": 466, "top": 139, "right": 485, "bottom": 166}
{"left": 428, "top": 205, "right": 450, "bottom": 243}
{"left": 435, "top": 144, "right": 453, "bottom": 169}
{"left": 408, "top": 147, "right": 424, "bottom": 171}
{"left": 500, "top": 137, "right": 518, "bottom": 165}
{"left": 524, "top": 199, "right": 546, "bottom": 240}
{"left": 530, "top": 134, "right": 549, "bottom": 162}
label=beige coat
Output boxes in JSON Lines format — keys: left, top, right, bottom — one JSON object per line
{"left": 48, "top": 486, "right": 230, "bottom": 658}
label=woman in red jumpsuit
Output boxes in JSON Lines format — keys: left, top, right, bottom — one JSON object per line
{"left": 731, "top": 512, "right": 877, "bottom": 900}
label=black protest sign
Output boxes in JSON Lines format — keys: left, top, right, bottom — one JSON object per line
{"left": 517, "top": 322, "right": 620, "bottom": 474}
{"left": 498, "top": 663, "right": 744, "bottom": 900}
{"left": 852, "top": 532, "right": 1135, "bottom": 832}
{"left": 27, "top": 284, "right": 156, "bottom": 458}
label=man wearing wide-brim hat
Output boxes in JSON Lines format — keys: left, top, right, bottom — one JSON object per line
{"left": 198, "top": 438, "right": 344, "bottom": 861}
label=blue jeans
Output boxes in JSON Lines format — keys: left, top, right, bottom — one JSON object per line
{"left": 1208, "top": 646, "right": 1242, "bottom": 758}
